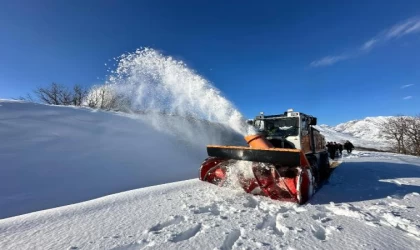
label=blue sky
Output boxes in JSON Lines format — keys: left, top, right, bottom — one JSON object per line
{"left": 1, "top": 0, "right": 419, "bottom": 125}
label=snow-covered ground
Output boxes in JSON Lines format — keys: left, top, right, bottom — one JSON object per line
{"left": 1, "top": 151, "right": 420, "bottom": 250}
{"left": 1, "top": 100, "right": 420, "bottom": 249}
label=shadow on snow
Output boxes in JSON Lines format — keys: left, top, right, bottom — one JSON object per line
{"left": 310, "top": 161, "right": 420, "bottom": 205}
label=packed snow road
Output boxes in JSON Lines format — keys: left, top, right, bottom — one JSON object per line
{"left": 1, "top": 151, "right": 420, "bottom": 250}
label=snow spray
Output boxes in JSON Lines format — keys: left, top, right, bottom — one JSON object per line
{"left": 105, "top": 48, "right": 254, "bottom": 146}
{"left": 222, "top": 161, "right": 255, "bottom": 191}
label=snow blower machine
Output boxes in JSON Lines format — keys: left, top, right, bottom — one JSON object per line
{"left": 199, "top": 109, "right": 331, "bottom": 204}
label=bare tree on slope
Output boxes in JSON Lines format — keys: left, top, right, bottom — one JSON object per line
{"left": 382, "top": 115, "right": 420, "bottom": 156}
{"left": 33, "top": 82, "right": 86, "bottom": 106}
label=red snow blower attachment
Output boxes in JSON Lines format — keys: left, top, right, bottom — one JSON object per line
{"left": 199, "top": 109, "right": 331, "bottom": 204}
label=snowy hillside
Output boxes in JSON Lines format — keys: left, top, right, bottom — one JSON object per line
{"left": 334, "top": 116, "right": 392, "bottom": 140}
{"left": 316, "top": 116, "right": 394, "bottom": 151}
{"left": 0, "top": 100, "right": 243, "bottom": 219}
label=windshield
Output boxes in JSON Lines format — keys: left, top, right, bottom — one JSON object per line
{"left": 262, "top": 117, "right": 299, "bottom": 137}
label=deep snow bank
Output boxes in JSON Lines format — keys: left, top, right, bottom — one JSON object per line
{"left": 0, "top": 100, "right": 243, "bottom": 219}
{"left": 1, "top": 151, "right": 420, "bottom": 250}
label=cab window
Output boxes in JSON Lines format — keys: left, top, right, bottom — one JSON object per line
{"left": 301, "top": 118, "right": 308, "bottom": 135}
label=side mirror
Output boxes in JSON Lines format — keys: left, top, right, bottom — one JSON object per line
{"left": 309, "top": 118, "right": 317, "bottom": 125}
{"left": 246, "top": 119, "right": 254, "bottom": 125}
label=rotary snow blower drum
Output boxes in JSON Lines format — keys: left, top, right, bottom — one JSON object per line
{"left": 199, "top": 109, "right": 331, "bottom": 205}
{"left": 199, "top": 134, "right": 314, "bottom": 204}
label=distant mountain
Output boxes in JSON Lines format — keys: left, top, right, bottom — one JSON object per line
{"left": 315, "top": 116, "right": 394, "bottom": 151}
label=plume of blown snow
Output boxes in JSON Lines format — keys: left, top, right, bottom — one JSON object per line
{"left": 103, "top": 48, "right": 255, "bottom": 147}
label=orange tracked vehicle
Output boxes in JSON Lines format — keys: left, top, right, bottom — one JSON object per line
{"left": 199, "top": 109, "right": 331, "bottom": 204}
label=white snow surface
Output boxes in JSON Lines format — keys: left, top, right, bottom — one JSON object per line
{"left": 0, "top": 100, "right": 243, "bottom": 219}
{"left": 1, "top": 100, "right": 420, "bottom": 249}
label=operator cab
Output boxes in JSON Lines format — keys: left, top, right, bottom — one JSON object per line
{"left": 246, "top": 109, "right": 318, "bottom": 150}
